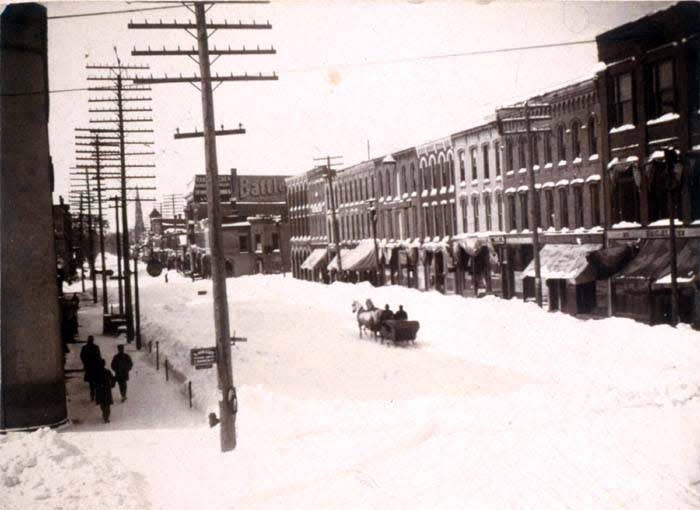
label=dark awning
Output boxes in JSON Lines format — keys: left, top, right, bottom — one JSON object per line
{"left": 328, "top": 241, "right": 378, "bottom": 272}
{"left": 586, "top": 245, "right": 637, "bottom": 279}
{"left": 615, "top": 238, "right": 690, "bottom": 282}
{"left": 651, "top": 239, "right": 700, "bottom": 289}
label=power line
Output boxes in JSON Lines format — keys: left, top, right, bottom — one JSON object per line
{"left": 2, "top": 38, "right": 597, "bottom": 98}
{"left": 48, "top": 5, "right": 186, "bottom": 20}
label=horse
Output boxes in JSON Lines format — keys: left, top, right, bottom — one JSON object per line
{"left": 351, "top": 300, "right": 383, "bottom": 339}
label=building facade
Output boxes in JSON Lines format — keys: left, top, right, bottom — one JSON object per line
{"left": 286, "top": 2, "right": 700, "bottom": 326}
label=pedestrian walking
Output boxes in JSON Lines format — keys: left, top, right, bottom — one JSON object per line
{"left": 80, "top": 335, "right": 102, "bottom": 401}
{"left": 94, "top": 358, "right": 115, "bottom": 423}
{"left": 111, "top": 344, "right": 133, "bottom": 402}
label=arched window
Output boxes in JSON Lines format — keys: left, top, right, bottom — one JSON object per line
{"left": 432, "top": 158, "right": 440, "bottom": 189}
{"left": 571, "top": 120, "right": 581, "bottom": 159}
{"left": 448, "top": 154, "right": 454, "bottom": 186}
{"left": 421, "top": 161, "right": 430, "bottom": 190}
{"left": 588, "top": 116, "right": 598, "bottom": 157}
{"left": 458, "top": 151, "right": 466, "bottom": 182}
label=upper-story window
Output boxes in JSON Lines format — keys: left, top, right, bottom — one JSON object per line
{"left": 519, "top": 191, "right": 529, "bottom": 230}
{"left": 531, "top": 134, "right": 539, "bottom": 166}
{"left": 506, "top": 141, "right": 514, "bottom": 171}
{"left": 496, "top": 193, "right": 504, "bottom": 230}
{"left": 410, "top": 163, "right": 416, "bottom": 192}
{"left": 458, "top": 151, "right": 466, "bottom": 182}
{"left": 470, "top": 147, "right": 478, "bottom": 180}
{"left": 482, "top": 144, "right": 490, "bottom": 180}
{"left": 557, "top": 124, "right": 566, "bottom": 162}
{"left": 507, "top": 194, "right": 517, "bottom": 231}
{"left": 588, "top": 117, "right": 597, "bottom": 156}
{"left": 422, "top": 162, "right": 430, "bottom": 190}
{"left": 571, "top": 120, "right": 581, "bottom": 159}
{"left": 559, "top": 187, "right": 569, "bottom": 228}
{"left": 385, "top": 171, "right": 392, "bottom": 196}
{"left": 377, "top": 172, "right": 384, "bottom": 197}
{"left": 518, "top": 136, "right": 527, "bottom": 169}
{"left": 472, "top": 195, "right": 480, "bottom": 232}
{"left": 648, "top": 59, "right": 675, "bottom": 119}
{"left": 400, "top": 166, "right": 407, "bottom": 195}
{"left": 432, "top": 159, "right": 440, "bottom": 189}
{"left": 494, "top": 141, "right": 502, "bottom": 177}
{"left": 611, "top": 72, "right": 634, "bottom": 127}
{"left": 484, "top": 193, "right": 492, "bottom": 231}
{"left": 447, "top": 154, "right": 454, "bottom": 187}
{"left": 441, "top": 156, "right": 449, "bottom": 188}
{"left": 544, "top": 132, "right": 553, "bottom": 164}
{"left": 590, "top": 181, "right": 601, "bottom": 226}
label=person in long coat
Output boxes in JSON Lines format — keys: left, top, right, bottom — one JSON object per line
{"left": 111, "top": 345, "right": 133, "bottom": 402}
{"left": 80, "top": 336, "right": 102, "bottom": 401}
{"left": 94, "top": 359, "right": 115, "bottom": 423}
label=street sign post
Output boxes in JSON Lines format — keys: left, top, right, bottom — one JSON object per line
{"left": 190, "top": 347, "right": 217, "bottom": 370}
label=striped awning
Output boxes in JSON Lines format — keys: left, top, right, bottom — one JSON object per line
{"left": 523, "top": 243, "right": 602, "bottom": 284}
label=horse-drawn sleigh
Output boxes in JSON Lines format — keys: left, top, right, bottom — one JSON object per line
{"left": 351, "top": 300, "right": 420, "bottom": 345}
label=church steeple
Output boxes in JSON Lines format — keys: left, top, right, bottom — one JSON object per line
{"left": 134, "top": 187, "right": 145, "bottom": 242}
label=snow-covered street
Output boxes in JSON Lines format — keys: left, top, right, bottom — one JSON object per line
{"left": 4, "top": 268, "right": 700, "bottom": 509}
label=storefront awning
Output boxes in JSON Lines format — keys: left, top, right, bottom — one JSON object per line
{"left": 328, "top": 241, "right": 378, "bottom": 272}
{"left": 523, "top": 243, "right": 602, "bottom": 284}
{"left": 616, "top": 239, "right": 700, "bottom": 289}
{"left": 586, "top": 245, "right": 637, "bottom": 279}
{"left": 615, "top": 238, "right": 689, "bottom": 282}
{"left": 300, "top": 248, "right": 328, "bottom": 271}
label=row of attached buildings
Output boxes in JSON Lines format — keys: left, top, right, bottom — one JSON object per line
{"left": 286, "top": 2, "right": 700, "bottom": 326}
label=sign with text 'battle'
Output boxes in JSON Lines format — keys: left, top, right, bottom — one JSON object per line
{"left": 235, "top": 175, "right": 287, "bottom": 202}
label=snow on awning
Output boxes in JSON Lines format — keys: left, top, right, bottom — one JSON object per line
{"left": 522, "top": 243, "right": 602, "bottom": 284}
{"left": 300, "top": 248, "right": 328, "bottom": 271}
{"left": 328, "top": 241, "right": 378, "bottom": 272}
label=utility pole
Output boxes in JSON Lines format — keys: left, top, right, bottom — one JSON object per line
{"left": 81, "top": 59, "right": 156, "bottom": 344}
{"left": 314, "top": 155, "right": 344, "bottom": 280}
{"left": 129, "top": 0, "right": 277, "bottom": 452}
{"left": 78, "top": 192, "right": 86, "bottom": 292}
{"left": 496, "top": 101, "right": 551, "bottom": 307}
{"left": 524, "top": 102, "right": 543, "bottom": 307}
{"left": 113, "top": 195, "right": 124, "bottom": 314}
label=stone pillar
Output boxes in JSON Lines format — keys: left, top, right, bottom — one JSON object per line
{"left": 0, "top": 3, "right": 67, "bottom": 430}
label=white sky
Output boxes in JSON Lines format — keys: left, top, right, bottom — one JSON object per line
{"left": 44, "top": 0, "right": 672, "bottom": 218}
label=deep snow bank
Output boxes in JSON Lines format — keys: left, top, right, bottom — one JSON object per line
{"left": 1, "top": 428, "right": 148, "bottom": 510}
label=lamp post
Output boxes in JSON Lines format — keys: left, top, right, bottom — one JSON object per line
{"left": 366, "top": 198, "right": 380, "bottom": 285}
{"left": 664, "top": 147, "right": 683, "bottom": 326}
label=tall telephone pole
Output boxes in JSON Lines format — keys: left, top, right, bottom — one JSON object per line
{"left": 129, "top": 1, "right": 277, "bottom": 452}
{"left": 79, "top": 60, "right": 156, "bottom": 344}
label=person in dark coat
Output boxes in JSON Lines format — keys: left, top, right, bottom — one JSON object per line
{"left": 380, "top": 304, "right": 395, "bottom": 322}
{"left": 111, "top": 345, "right": 133, "bottom": 402}
{"left": 80, "top": 336, "right": 102, "bottom": 401}
{"left": 394, "top": 305, "right": 408, "bottom": 320}
{"left": 94, "top": 358, "right": 115, "bottom": 423}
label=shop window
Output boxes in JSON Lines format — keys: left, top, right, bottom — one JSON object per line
{"left": 571, "top": 121, "right": 581, "bottom": 159}
{"left": 573, "top": 185, "right": 584, "bottom": 228}
{"left": 470, "top": 147, "right": 478, "bottom": 180}
{"left": 472, "top": 195, "right": 480, "bottom": 232}
{"left": 458, "top": 151, "right": 466, "bottom": 182}
{"left": 611, "top": 72, "right": 634, "bottom": 127}
{"left": 484, "top": 194, "right": 492, "bottom": 231}
{"left": 483, "top": 144, "right": 491, "bottom": 180}
{"left": 494, "top": 141, "right": 502, "bottom": 177}
{"left": 559, "top": 187, "right": 569, "bottom": 228}
{"left": 588, "top": 117, "right": 598, "bottom": 157}
{"left": 239, "top": 235, "right": 249, "bottom": 253}
{"left": 557, "top": 124, "right": 566, "bottom": 162}
{"left": 648, "top": 59, "right": 675, "bottom": 119}
{"left": 519, "top": 191, "right": 529, "bottom": 230}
